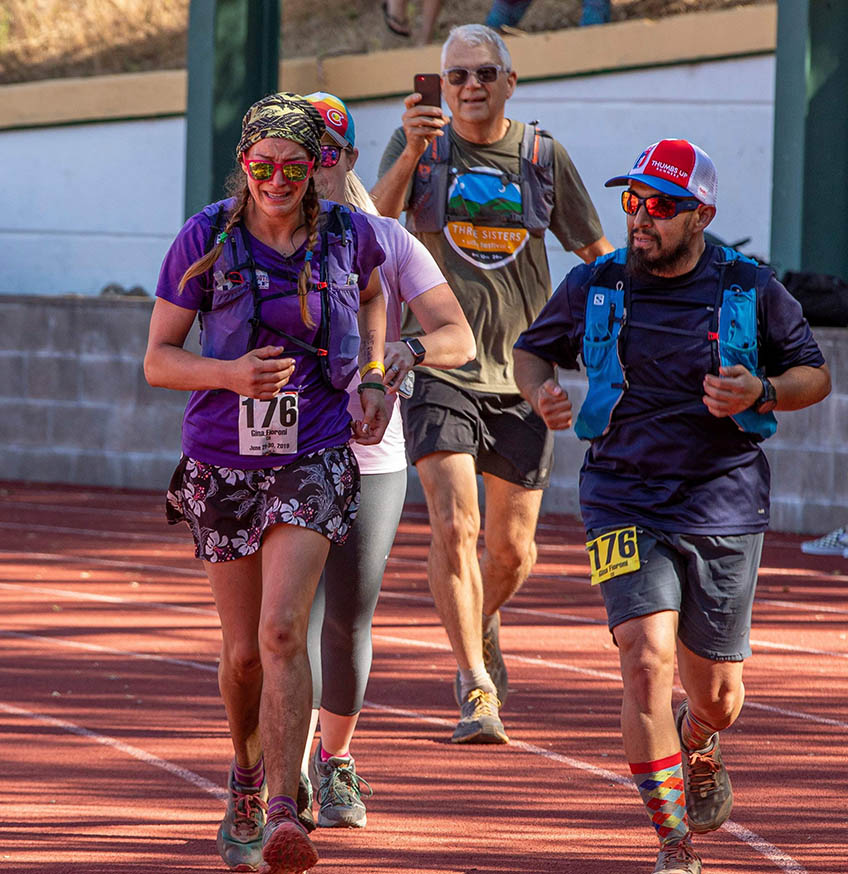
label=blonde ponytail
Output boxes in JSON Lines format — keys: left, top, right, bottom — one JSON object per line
{"left": 343, "top": 171, "right": 380, "bottom": 215}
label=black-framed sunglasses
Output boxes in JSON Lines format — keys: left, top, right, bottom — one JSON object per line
{"left": 442, "top": 64, "right": 507, "bottom": 86}
{"left": 319, "top": 144, "right": 352, "bottom": 169}
{"left": 621, "top": 190, "right": 701, "bottom": 220}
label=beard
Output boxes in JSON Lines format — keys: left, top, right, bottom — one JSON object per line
{"left": 625, "top": 230, "right": 694, "bottom": 278}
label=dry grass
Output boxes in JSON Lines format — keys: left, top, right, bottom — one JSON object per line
{"left": 0, "top": 0, "right": 771, "bottom": 86}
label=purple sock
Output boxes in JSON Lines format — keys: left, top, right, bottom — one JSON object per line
{"left": 233, "top": 756, "right": 264, "bottom": 791}
{"left": 267, "top": 795, "right": 298, "bottom": 821}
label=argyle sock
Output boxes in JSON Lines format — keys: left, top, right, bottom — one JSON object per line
{"left": 233, "top": 756, "right": 265, "bottom": 791}
{"left": 680, "top": 706, "right": 720, "bottom": 752}
{"left": 630, "top": 752, "right": 690, "bottom": 846}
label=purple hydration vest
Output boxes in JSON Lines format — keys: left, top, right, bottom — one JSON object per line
{"left": 199, "top": 198, "right": 362, "bottom": 391}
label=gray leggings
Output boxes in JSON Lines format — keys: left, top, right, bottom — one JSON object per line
{"left": 307, "top": 468, "right": 408, "bottom": 714}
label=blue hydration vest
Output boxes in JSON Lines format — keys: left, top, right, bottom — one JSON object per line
{"left": 574, "top": 246, "right": 778, "bottom": 441}
{"left": 199, "top": 198, "right": 361, "bottom": 391}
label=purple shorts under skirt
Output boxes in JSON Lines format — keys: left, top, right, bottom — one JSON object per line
{"left": 165, "top": 445, "right": 361, "bottom": 562}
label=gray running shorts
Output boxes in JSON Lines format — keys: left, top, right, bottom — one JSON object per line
{"left": 587, "top": 526, "right": 764, "bottom": 661}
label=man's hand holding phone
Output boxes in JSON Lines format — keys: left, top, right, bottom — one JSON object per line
{"left": 402, "top": 73, "right": 448, "bottom": 157}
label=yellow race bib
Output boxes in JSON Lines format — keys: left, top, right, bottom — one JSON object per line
{"left": 586, "top": 526, "right": 640, "bottom": 585}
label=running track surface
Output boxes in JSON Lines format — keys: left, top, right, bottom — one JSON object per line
{"left": 1, "top": 480, "right": 846, "bottom": 874}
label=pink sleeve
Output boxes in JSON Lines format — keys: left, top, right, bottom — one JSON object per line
{"left": 392, "top": 224, "right": 447, "bottom": 304}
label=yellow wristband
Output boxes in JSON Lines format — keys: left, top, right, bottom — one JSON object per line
{"left": 359, "top": 360, "right": 386, "bottom": 379}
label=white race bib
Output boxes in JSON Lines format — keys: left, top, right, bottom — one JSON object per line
{"left": 238, "top": 392, "right": 299, "bottom": 456}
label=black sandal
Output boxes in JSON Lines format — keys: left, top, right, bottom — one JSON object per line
{"left": 382, "top": 1, "right": 411, "bottom": 37}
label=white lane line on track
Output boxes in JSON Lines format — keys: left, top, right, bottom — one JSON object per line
{"left": 5, "top": 612, "right": 846, "bottom": 733}
{"left": 365, "top": 700, "right": 809, "bottom": 874}
{"left": 0, "top": 631, "right": 809, "bottom": 874}
{"left": 4, "top": 556, "right": 848, "bottom": 662}
{"left": 0, "top": 700, "right": 226, "bottom": 803}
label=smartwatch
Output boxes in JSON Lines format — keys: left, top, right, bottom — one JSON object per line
{"left": 402, "top": 337, "right": 426, "bottom": 366}
{"left": 754, "top": 376, "right": 777, "bottom": 414}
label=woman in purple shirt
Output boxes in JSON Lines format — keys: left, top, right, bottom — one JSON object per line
{"left": 144, "top": 92, "right": 387, "bottom": 874}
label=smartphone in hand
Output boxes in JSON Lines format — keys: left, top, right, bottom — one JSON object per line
{"left": 414, "top": 73, "right": 441, "bottom": 107}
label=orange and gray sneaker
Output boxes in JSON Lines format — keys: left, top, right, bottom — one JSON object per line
{"left": 676, "top": 700, "right": 733, "bottom": 832}
{"left": 216, "top": 765, "right": 268, "bottom": 872}
{"left": 451, "top": 688, "right": 509, "bottom": 744}
{"left": 260, "top": 806, "right": 318, "bottom": 874}
{"left": 653, "top": 836, "right": 702, "bottom": 873}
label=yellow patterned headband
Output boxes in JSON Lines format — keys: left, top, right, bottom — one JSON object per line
{"left": 236, "top": 92, "right": 325, "bottom": 163}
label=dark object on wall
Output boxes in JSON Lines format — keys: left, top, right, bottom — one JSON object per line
{"left": 100, "top": 283, "right": 150, "bottom": 298}
{"left": 781, "top": 270, "right": 848, "bottom": 327}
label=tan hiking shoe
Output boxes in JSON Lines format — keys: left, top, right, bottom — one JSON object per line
{"left": 676, "top": 699, "right": 733, "bottom": 832}
{"left": 653, "top": 837, "right": 702, "bottom": 873}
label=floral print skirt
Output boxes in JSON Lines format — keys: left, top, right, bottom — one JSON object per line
{"left": 165, "top": 445, "right": 360, "bottom": 562}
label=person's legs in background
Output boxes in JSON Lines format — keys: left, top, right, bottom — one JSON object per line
{"left": 305, "top": 470, "right": 408, "bottom": 828}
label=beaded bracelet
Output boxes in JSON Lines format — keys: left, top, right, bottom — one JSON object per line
{"left": 357, "top": 381, "right": 387, "bottom": 394}
{"left": 359, "top": 360, "right": 386, "bottom": 379}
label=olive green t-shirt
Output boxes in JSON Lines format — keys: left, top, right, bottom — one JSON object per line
{"left": 377, "top": 120, "right": 603, "bottom": 393}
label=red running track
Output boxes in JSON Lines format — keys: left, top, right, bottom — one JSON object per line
{"left": 0, "top": 480, "right": 846, "bottom": 873}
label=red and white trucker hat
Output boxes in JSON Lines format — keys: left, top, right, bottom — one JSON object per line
{"left": 605, "top": 139, "right": 718, "bottom": 205}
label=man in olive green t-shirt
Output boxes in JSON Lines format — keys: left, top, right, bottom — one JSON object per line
{"left": 372, "top": 23, "right": 612, "bottom": 745}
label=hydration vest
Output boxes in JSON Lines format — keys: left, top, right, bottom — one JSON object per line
{"left": 199, "top": 198, "right": 361, "bottom": 391}
{"left": 407, "top": 121, "right": 555, "bottom": 235}
{"left": 574, "top": 246, "right": 778, "bottom": 441}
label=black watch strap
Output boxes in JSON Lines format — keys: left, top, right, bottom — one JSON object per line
{"left": 755, "top": 376, "right": 777, "bottom": 413}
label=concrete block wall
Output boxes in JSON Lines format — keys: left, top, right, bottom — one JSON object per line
{"left": 0, "top": 295, "right": 189, "bottom": 492}
{"left": 1, "top": 296, "right": 844, "bottom": 533}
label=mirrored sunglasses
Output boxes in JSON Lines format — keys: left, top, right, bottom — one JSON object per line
{"left": 442, "top": 64, "right": 506, "bottom": 86}
{"left": 621, "top": 190, "right": 701, "bottom": 220}
{"left": 319, "top": 144, "right": 350, "bottom": 168}
{"left": 244, "top": 158, "right": 315, "bottom": 183}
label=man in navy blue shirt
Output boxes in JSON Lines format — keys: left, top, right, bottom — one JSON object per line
{"left": 514, "top": 139, "right": 830, "bottom": 874}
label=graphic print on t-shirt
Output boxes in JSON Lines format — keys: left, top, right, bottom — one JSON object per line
{"left": 444, "top": 167, "right": 528, "bottom": 270}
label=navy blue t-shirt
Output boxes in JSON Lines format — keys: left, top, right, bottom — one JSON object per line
{"left": 514, "top": 245, "right": 826, "bottom": 534}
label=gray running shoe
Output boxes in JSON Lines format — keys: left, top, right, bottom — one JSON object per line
{"left": 482, "top": 610, "right": 509, "bottom": 706}
{"left": 800, "top": 526, "right": 848, "bottom": 556}
{"left": 453, "top": 611, "right": 509, "bottom": 707}
{"left": 216, "top": 765, "right": 268, "bottom": 872}
{"left": 676, "top": 700, "right": 733, "bottom": 833}
{"left": 451, "top": 688, "right": 509, "bottom": 744}
{"left": 296, "top": 770, "right": 315, "bottom": 833}
{"left": 653, "top": 837, "right": 702, "bottom": 873}
{"left": 261, "top": 807, "right": 318, "bottom": 874}
{"left": 308, "top": 746, "right": 372, "bottom": 828}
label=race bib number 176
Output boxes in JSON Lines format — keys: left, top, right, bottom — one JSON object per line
{"left": 238, "top": 392, "right": 299, "bottom": 456}
{"left": 586, "top": 526, "right": 640, "bottom": 586}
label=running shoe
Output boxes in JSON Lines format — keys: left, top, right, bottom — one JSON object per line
{"left": 260, "top": 807, "right": 318, "bottom": 874}
{"left": 676, "top": 700, "right": 733, "bottom": 833}
{"left": 216, "top": 765, "right": 268, "bottom": 872}
{"left": 652, "top": 837, "right": 702, "bottom": 873}
{"left": 453, "top": 611, "right": 509, "bottom": 707}
{"left": 451, "top": 688, "right": 509, "bottom": 744}
{"left": 309, "top": 746, "right": 372, "bottom": 828}
{"left": 296, "top": 770, "right": 315, "bottom": 833}
{"left": 800, "top": 526, "right": 848, "bottom": 556}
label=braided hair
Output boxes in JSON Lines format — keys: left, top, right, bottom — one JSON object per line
{"left": 296, "top": 178, "right": 321, "bottom": 329}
